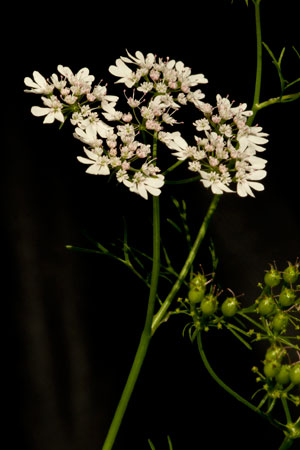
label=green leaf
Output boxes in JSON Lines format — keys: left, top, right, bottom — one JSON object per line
{"left": 148, "top": 439, "right": 156, "bottom": 450}
{"left": 166, "top": 218, "right": 182, "bottom": 234}
{"left": 293, "top": 46, "right": 300, "bottom": 60}
{"left": 167, "top": 435, "right": 174, "bottom": 450}
{"left": 285, "top": 78, "right": 300, "bottom": 90}
{"left": 262, "top": 42, "right": 286, "bottom": 92}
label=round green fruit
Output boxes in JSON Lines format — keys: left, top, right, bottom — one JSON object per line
{"left": 264, "top": 361, "right": 281, "bottom": 379}
{"left": 290, "top": 363, "right": 300, "bottom": 385}
{"left": 283, "top": 265, "right": 299, "bottom": 284}
{"left": 188, "top": 287, "right": 206, "bottom": 304}
{"left": 265, "top": 345, "right": 286, "bottom": 362}
{"left": 258, "top": 296, "right": 275, "bottom": 316}
{"left": 279, "top": 287, "right": 296, "bottom": 307}
{"left": 221, "top": 297, "right": 239, "bottom": 317}
{"left": 201, "top": 295, "right": 218, "bottom": 316}
{"left": 264, "top": 268, "right": 281, "bottom": 288}
{"left": 272, "top": 312, "right": 289, "bottom": 332}
{"left": 275, "top": 365, "right": 291, "bottom": 385}
{"left": 190, "top": 274, "right": 207, "bottom": 288}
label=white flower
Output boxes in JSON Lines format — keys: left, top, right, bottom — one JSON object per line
{"left": 238, "top": 126, "right": 269, "bottom": 153}
{"left": 102, "top": 102, "right": 123, "bottom": 121}
{"left": 158, "top": 131, "right": 189, "bottom": 160}
{"left": 74, "top": 121, "right": 112, "bottom": 146}
{"left": 57, "top": 65, "right": 95, "bottom": 85}
{"left": 31, "top": 95, "right": 64, "bottom": 123}
{"left": 137, "top": 81, "right": 154, "bottom": 93}
{"left": 77, "top": 148, "right": 110, "bottom": 175}
{"left": 194, "top": 118, "right": 211, "bottom": 132}
{"left": 124, "top": 172, "right": 165, "bottom": 199}
{"left": 200, "top": 170, "right": 233, "bottom": 195}
{"left": 188, "top": 161, "right": 202, "bottom": 172}
{"left": 108, "top": 58, "right": 137, "bottom": 88}
{"left": 236, "top": 169, "right": 267, "bottom": 197}
{"left": 121, "top": 50, "right": 156, "bottom": 70}
{"left": 92, "top": 85, "right": 119, "bottom": 106}
{"left": 24, "top": 71, "right": 54, "bottom": 94}
{"left": 186, "top": 89, "right": 205, "bottom": 105}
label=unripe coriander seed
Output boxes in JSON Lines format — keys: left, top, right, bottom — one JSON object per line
{"left": 201, "top": 295, "right": 218, "bottom": 316}
{"left": 290, "top": 363, "right": 300, "bottom": 385}
{"left": 283, "top": 264, "right": 299, "bottom": 284}
{"left": 188, "top": 286, "right": 206, "bottom": 304}
{"left": 278, "top": 287, "right": 296, "bottom": 307}
{"left": 221, "top": 297, "right": 239, "bottom": 317}
{"left": 264, "top": 268, "right": 281, "bottom": 288}
{"left": 258, "top": 296, "right": 275, "bottom": 316}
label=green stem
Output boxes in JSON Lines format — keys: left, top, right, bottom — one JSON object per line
{"left": 278, "top": 436, "right": 294, "bottom": 450}
{"left": 256, "top": 92, "right": 300, "bottom": 110}
{"left": 102, "top": 196, "right": 161, "bottom": 450}
{"left": 248, "top": 0, "right": 262, "bottom": 126}
{"left": 281, "top": 397, "right": 292, "bottom": 425}
{"left": 151, "top": 194, "right": 220, "bottom": 335}
{"left": 196, "top": 331, "right": 283, "bottom": 429}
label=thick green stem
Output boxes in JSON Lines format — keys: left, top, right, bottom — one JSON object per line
{"left": 101, "top": 196, "right": 160, "bottom": 450}
{"left": 151, "top": 194, "right": 220, "bottom": 335}
{"left": 248, "top": 0, "right": 262, "bottom": 126}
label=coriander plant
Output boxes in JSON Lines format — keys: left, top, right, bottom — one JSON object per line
{"left": 24, "top": 0, "right": 300, "bottom": 448}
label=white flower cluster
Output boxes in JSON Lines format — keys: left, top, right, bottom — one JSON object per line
{"left": 24, "top": 51, "right": 268, "bottom": 199}
{"left": 24, "top": 51, "right": 208, "bottom": 199}
{"left": 159, "top": 95, "right": 269, "bottom": 197}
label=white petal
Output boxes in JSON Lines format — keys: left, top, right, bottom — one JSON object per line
{"left": 237, "top": 183, "right": 247, "bottom": 197}
{"left": 145, "top": 185, "right": 161, "bottom": 197}
{"left": 248, "top": 181, "right": 264, "bottom": 192}
{"left": 77, "top": 156, "right": 94, "bottom": 165}
{"left": 247, "top": 170, "right": 267, "bottom": 180}
{"left": 43, "top": 113, "right": 55, "bottom": 124}
{"left": 24, "top": 77, "right": 38, "bottom": 89}
{"left": 137, "top": 184, "right": 148, "bottom": 199}
{"left": 31, "top": 106, "right": 49, "bottom": 117}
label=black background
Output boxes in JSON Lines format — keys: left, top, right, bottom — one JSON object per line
{"left": 3, "top": 1, "right": 300, "bottom": 449}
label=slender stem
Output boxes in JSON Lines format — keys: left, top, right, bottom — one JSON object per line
{"left": 248, "top": 0, "right": 262, "bottom": 126}
{"left": 278, "top": 436, "right": 294, "bottom": 450}
{"left": 281, "top": 397, "right": 292, "bottom": 425}
{"left": 162, "top": 159, "right": 184, "bottom": 176}
{"left": 196, "top": 331, "right": 283, "bottom": 430}
{"left": 101, "top": 196, "right": 160, "bottom": 450}
{"left": 151, "top": 194, "right": 220, "bottom": 335}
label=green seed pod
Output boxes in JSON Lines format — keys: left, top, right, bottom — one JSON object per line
{"left": 190, "top": 274, "right": 207, "bottom": 288}
{"left": 272, "top": 312, "right": 289, "bottom": 333}
{"left": 201, "top": 294, "right": 218, "bottom": 316}
{"left": 221, "top": 297, "right": 239, "bottom": 317}
{"left": 265, "top": 345, "right": 286, "bottom": 363}
{"left": 290, "top": 363, "right": 300, "bottom": 385}
{"left": 278, "top": 287, "right": 296, "bottom": 307}
{"left": 283, "top": 264, "right": 299, "bottom": 284}
{"left": 264, "top": 361, "right": 281, "bottom": 379}
{"left": 188, "top": 286, "right": 206, "bottom": 304}
{"left": 275, "top": 365, "right": 291, "bottom": 385}
{"left": 258, "top": 296, "right": 275, "bottom": 316}
{"left": 264, "top": 268, "right": 281, "bottom": 288}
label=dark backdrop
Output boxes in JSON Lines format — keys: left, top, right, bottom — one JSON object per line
{"left": 3, "top": 1, "right": 300, "bottom": 449}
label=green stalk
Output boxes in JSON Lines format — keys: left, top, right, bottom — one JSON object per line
{"left": 278, "top": 436, "right": 294, "bottom": 450}
{"left": 196, "top": 331, "right": 283, "bottom": 429}
{"left": 151, "top": 194, "right": 220, "bottom": 335}
{"left": 248, "top": 0, "right": 262, "bottom": 126}
{"left": 102, "top": 195, "right": 161, "bottom": 450}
